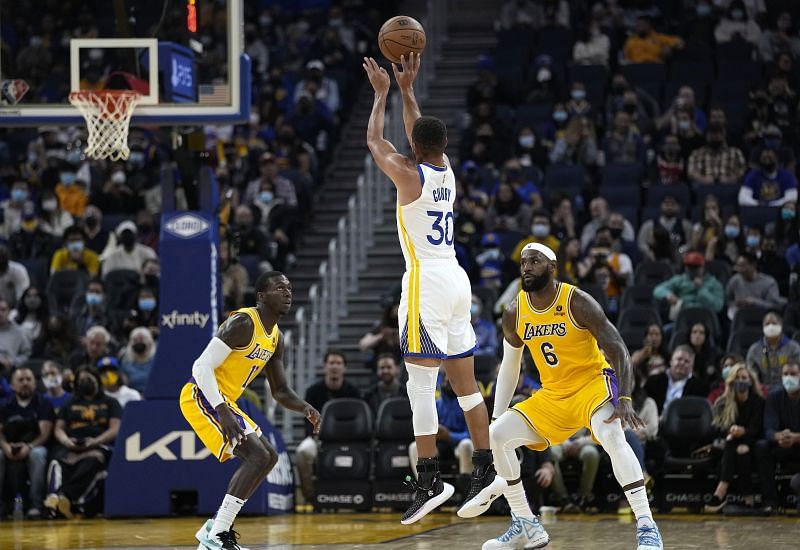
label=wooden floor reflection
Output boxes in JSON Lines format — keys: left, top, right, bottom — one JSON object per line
{"left": 0, "top": 511, "right": 798, "bottom": 549}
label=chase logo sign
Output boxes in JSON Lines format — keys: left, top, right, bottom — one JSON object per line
{"left": 165, "top": 214, "right": 209, "bottom": 239}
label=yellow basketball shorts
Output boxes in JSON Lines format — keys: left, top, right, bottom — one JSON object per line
{"left": 510, "top": 368, "right": 618, "bottom": 451}
{"left": 179, "top": 382, "right": 261, "bottom": 462}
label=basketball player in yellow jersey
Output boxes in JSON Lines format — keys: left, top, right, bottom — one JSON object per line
{"left": 180, "top": 271, "right": 320, "bottom": 550}
{"left": 363, "top": 54, "right": 497, "bottom": 525}
{"left": 475, "top": 244, "right": 664, "bottom": 550}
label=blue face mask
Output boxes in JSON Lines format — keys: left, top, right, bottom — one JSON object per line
{"left": 27, "top": 152, "right": 38, "bottom": 165}
{"left": 66, "top": 241, "right": 84, "bottom": 254}
{"left": 66, "top": 150, "right": 82, "bottom": 165}
{"left": 138, "top": 297, "right": 157, "bottom": 312}
{"left": 678, "top": 120, "right": 691, "bottom": 131}
{"left": 571, "top": 90, "right": 586, "bottom": 101}
{"left": 518, "top": 135, "right": 535, "bottom": 148}
{"left": 721, "top": 366, "right": 733, "bottom": 381}
{"left": 783, "top": 374, "right": 800, "bottom": 393}
{"left": 259, "top": 191, "right": 274, "bottom": 203}
{"left": 532, "top": 224, "right": 550, "bottom": 238}
{"left": 11, "top": 189, "right": 28, "bottom": 202}
{"left": 746, "top": 235, "right": 761, "bottom": 248}
{"left": 470, "top": 303, "right": 480, "bottom": 316}
{"left": 553, "top": 111, "right": 568, "bottom": 122}
{"left": 724, "top": 225, "right": 740, "bottom": 238}
{"left": 60, "top": 172, "right": 77, "bottom": 185}
{"left": 782, "top": 208, "right": 795, "bottom": 220}
{"left": 696, "top": 4, "right": 711, "bottom": 16}
{"left": 128, "top": 151, "right": 145, "bottom": 168}
{"left": 85, "top": 293, "right": 103, "bottom": 306}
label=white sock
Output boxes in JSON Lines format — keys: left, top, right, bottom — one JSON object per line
{"left": 211, "top": 494, "right": 245, "bottom": 535}
{"left": 624, "top": 486, "right": 651, "bottom": 520}
{"left": 504, "top": 481, "right": 534, "bottom": 519}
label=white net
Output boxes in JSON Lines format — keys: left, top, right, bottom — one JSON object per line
{"left": 68, "top": 90, "right": 141, "bottom": 161}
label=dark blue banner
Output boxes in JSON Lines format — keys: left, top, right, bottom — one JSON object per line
{"left": 145, "top": 211, "right": 221, "bottom": 399}
{"left": 105, "top": 400, "right": 294, "bottom": 516}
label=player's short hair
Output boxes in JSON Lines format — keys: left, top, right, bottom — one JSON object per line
{"left": 255, "top": 271, "right": 285, "bottom": 294}
{"left": 411, "top": 116, "right": 447, "bottom": 156}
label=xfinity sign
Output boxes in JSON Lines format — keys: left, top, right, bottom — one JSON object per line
{"left": 165, "top": 213, "right": 210, "bottom": 238}
{"left": 125, "top": 431, "right": 211, "bottom": 461}
{"left": 161, "top": 310, "right": 210, "bottom": 329}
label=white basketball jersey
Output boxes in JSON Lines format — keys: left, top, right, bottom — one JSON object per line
{"left": 396, "top": 161, "right": 457, "bottom": 268}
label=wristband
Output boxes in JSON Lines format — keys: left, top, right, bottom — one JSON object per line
{"left": 618, "top": 396, "right": 632, "bottom": 401}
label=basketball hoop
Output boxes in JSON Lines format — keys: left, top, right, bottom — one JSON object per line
{"left": 69, "top": 90, "right": 141, "bottom": 161}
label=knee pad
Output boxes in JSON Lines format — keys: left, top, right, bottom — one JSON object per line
{"left": 406, "top": 363, "right": 439, "bottom": 436}
{"left": 457, "top": 392, "right": 484, "bottom": 412}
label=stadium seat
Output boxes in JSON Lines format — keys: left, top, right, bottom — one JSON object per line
{"left": 703, "top": 259, "right": 732, "bottom": 286}
{"left": 372, "top": 397, "right": 414, "bottom": 511}
{"left": 634, "top": 261, "right": 674, "bottom": 286}
{"left": 237, "top": 254, "right": 263, "bottom": 283}
{"left": 18, "top": 257, "right": 49, "bottom": 290}
{"left": 517, "top": 102, "right": 555, "bottom": 129}
{"left": 103, "top": 269, "right": 141, "bottom": 312}
{"left": 717, "top": 60, "right": 762, "bottom": 83}
{"left": 657, "top": 396, "right": 717, "bottom": 513}
{"left": 646, "top": 183, "right": 690, "bottom": 209}
{"left": 731, "top": 305, "right": 768, "bottom": 333}
{"left": 692, "top": 183, "right": 740, "bottom": 206}
{"left": 620, "top": 327, "right": 646, "bottom": 351}
{"left": 740, "top": 206, "right": 780, "bottom": 229}
{"left": 716, "top": 39, "right": 756, "bottom": 63}
{"left": 726, "top": 328, "right": 762, "bottom": 356}
{"left": 621, "top": 284, "right": 658, "bottom": 311}
{"left": 621, "top": 63, "right": 667, "bottom": 87}
{"left": 598, "top": 185, "right": 641, "bottom": 208}
{"left": 600, "top": 163, "right": 643, "bottom": 188}
{"left": 569, "top": 64, "right": 608, "bottom": 88}
{"left": 580, "top": 283, "right": 609, "bottom": 315}
{"left": 46, "top": 270, "right": 90, "bottom": 316}
{"left": 474, "top": 354, "right": 497, "bottom": 385}
{"left": 674, "top": 307, "right": 722, "bottom": 342}
{"left": 543, "top": 164, "right": 585, "bottom": 195}
{"left": 785, "top": 302, "right": 800, "bottom": 335}
{"left": 617, "top": 306, "right": 661, "bottom": 334}
{"left": 667, "top": 328, "right": 717, "bottom": 355}
{"left": 496, "top": 230, "right": 525, "bottom": 256}
{"left": 314, "top": 399, "right": 373, "bottom": 511}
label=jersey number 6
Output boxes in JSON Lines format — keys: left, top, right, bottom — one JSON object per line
{"left": 541, "top": 342, "right": 559, "bottom": 367}
{"left": 426, "top": 210, "right": 454, "bottom": 246}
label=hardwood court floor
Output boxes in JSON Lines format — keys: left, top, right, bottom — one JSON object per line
{"left": 1, "top": 512, "right": 798, "bottom": 549}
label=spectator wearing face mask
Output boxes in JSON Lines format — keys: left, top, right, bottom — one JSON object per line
{"left": 711, "top": 214, "right": 745, "bottom": 264}
{"left": 511, "top": 210, "right": 561, "bottom": 264}
{"left": 101, "top": 221, "right": 157, "bottom": 277}
{"left": 740, "top": 148, "right": 798, "bottom": 206}
{"left": 515, "top": 127, "right": 549, "bottom": 172}
{"left": 602, "top": 110, "right": 645, "bottom": 164}
{"left": 50, "top": 225, "right": 100, "bottom": 276}
{"left": 572, "top": 22, "right": 610, "bottom": 66}
{"left": 657, "top": 86, "right": 707, "bottom": 135}
{"left": 637, "top": 195, "right": 693, "bottom": 261}
{"left": 97, "top": 356, "right": 141, "bottom": 408}
{"left": 95, "top": 167, "right": 141, "bottom": 215}
{"left": 8, "top": 203, "right": 57, "bottom": 261}
{"left": 623, "top": 16, "right": 684, "bottom": 64}
{"left": 0, "top": 182, "right": 30, "bottom": 240}
{"left": 118, "top": 327, "right": 157, "bottom": 394}
{"left": 41, "top": 360, "right": 71, "bottom": 413}
{"left": 754, "top": 361, "right": 800, "bottom": 513}
{"left": 715, "top": 0, "right": 762, "bottom": 44}
{"left": 54, "top": 171, "right": 88, "bottom": 218}
{"left": 759, "top": 11, "right": 800, "bottom": 62}
{"left": 656, "top": 134, "right": 685, "bottom": 185}
{"left": 470, "top": 295, "right": 498, "bottom": 357}
{"left": 82, "top": 206, "right": 110, "bottom": 256}
{"left": 121, "top": 288, "right": 159, "bottom": 339}
{"left": 475, "top": 233, "right": 506, "bottom": 289}
{"left": 233, "top": 204, "right": 270, "bottom": 257}
{"left": 687, "top": 129, "right": 747, "bottom": 185}
{"left": 746, "top": 312, "right": 800, "bottom": 389}
{"left": 0, "top": 244, "right": 30, "bottom": 310}
{"left": 565, "top": 82, "right": 591, "bottom": 118}
{"left": 71, "top": 279, "right": 111, "bottom": 337}
{"left": 37, "top": 191, "right": 72, "bottom": 239}
{"left": 726, "top": 253, "right": 786, "bottom": 321}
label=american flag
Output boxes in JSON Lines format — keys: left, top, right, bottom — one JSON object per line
{"left": 198, "top": 83, "right": 230, "bottom": 105}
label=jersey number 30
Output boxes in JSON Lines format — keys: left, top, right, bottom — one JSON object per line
{"left": 426, "top": 210, "right": 454, "bottom": 246}
{"left": 541, "top": 342, "right": 559, "bottom": 367}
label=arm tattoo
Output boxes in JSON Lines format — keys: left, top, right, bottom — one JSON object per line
{"left": 502, "top": 299, "right": 524, "bottom": 347}
{"left": 570, "top": 289, "right": 634, "bottom": 396}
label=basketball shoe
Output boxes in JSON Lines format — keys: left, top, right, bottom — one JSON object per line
{"left": 458, "top": 464, "right": 507, "bottom": 518}
{"left": 197, "top": 527, "right": 249, "bottom": 550}
{"left": 636, "top": 516, "right": 663, "bottom": 550}
{"left": 400, "top": 471, "right": 455, "bottom": 525}
{"left": 482, "top": 513, "right": 550, "bottom": 549}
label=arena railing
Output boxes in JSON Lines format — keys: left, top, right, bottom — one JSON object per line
{"left": 278, "top": 1, "right": 446, "bottom": 442}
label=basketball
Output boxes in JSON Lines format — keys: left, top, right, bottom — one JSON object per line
{"left": 378, "top": 16, "right": 426, "bottom": 64}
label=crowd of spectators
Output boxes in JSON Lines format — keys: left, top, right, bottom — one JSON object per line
{"left": 0, "top": 0, "right": 390, "bottom": 519}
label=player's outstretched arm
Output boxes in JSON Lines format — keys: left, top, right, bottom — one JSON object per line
{"left": 266, "top": 332, "right": 321, "bottom": 435}
{"left": 493, "top": 300, "right": 525, "bottom": 420}
{"left": 569, "top": 289, "right": 645, "bottom": 430}
{"left": 392, "top": 53, "right": 422, "bottom": 148}
{"left": 363, "top": 56, "right": 423, "bottom": 205}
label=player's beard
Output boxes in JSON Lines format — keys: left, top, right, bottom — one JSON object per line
{"left": 521, "top": 270, "right": 551, "bottom": 292}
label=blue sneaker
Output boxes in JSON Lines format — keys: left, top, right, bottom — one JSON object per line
{"left": 482, "top": 513, "right": 550, "bottom": 549}
{"left": 636, "top": 516, "right": 663, "bottom": 550}
{"left": 195, "top": 519, "right": 213, "bottom": 544}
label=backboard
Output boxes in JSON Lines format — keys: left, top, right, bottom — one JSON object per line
{"left": 0, "top": 0, "right": 249, "bottom": 126}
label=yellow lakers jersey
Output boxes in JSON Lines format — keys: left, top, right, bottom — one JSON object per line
{"left": 215, "top": 307, "right": 278, "bottom": 401}
{"left": 515, "top": 282, "right": 610, "bottom": 395}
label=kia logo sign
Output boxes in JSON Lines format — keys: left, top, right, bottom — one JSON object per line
{"left": 165, "top": 213, "right": 209, "bottom": 238}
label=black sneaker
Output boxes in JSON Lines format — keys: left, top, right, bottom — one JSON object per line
{"left": 400, "top": 473, "right": 455, "bottom": 525}
{"left": 457, "top": 464, "right": 507, "bottom": 518}
{"left": 199, "top": 528, "right": 249, "bottom": 550}
{"left": 704, "top": 495, "right": 727, "bottom": 513}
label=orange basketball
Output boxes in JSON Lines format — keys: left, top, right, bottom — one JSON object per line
{"left": 378, "top": 16, "right": 426, "bottom": 64}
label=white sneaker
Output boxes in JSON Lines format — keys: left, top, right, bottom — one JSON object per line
{"left": 482, "top": 513, "right": 550, "bottom": 549}
{"left": 458, "top": 473, "right": 508, "bottom": 518}
{"left": 195, "top": 519, "right": 213, "bottom": 543}
{"left": 636, "top": 516, "right": 663, "bottom": 550}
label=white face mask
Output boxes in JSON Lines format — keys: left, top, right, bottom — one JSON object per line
{"left": 43, "top": 375, "right": 62, "bottom": 390}
{"left": 763, "top": 323, "right": 782, "bottom": 338}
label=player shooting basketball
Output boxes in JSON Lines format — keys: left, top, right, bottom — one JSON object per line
{"left": 180, "top": 272, "right": 320, "bottom": 550}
